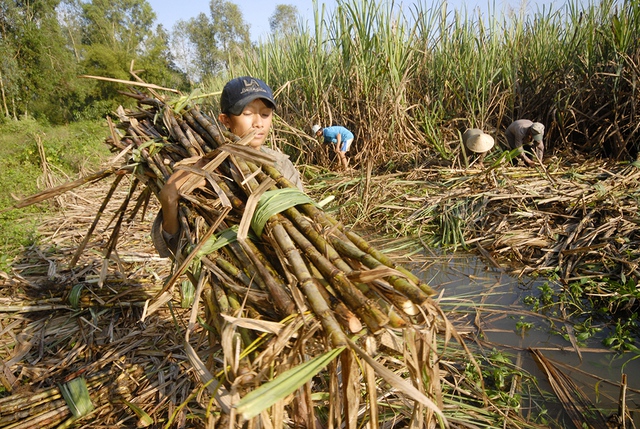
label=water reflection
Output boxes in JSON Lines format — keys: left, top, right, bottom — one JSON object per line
{"left": 412, "top": 252, "right": 640, "bottom": 427}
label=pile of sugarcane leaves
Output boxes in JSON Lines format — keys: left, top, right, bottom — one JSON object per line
{"left": 1, "top": 82, "right": 638, "bottom": 429}
{"left": 395, "top": 154, "right": 640, "bottom": 292}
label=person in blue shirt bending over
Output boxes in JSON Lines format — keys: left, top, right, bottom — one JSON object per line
{"left": 312, "top": 124, "right": 354, "bottom": 171}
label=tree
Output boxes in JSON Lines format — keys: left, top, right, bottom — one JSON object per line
{"left": 77, "top": 0, "right": 186, "bottom": 117}
{"left": 80, "top": 0, "right": 156, "bottom": 54}
{"left": 170, "top": 20, "right": 201, "bottom": 85}
{"left": 174, "top": 0, "right": 251, "bottom": 82}
{"left": 136, "top": 24, "right": 189, "bottom": 92}
{"left": 209, "top": 0, "right": 250, "bottom": 68}
{"left": 268, "top": 4, "right": 299, "bottom": 36}
{"left": 0, "top": 0, "right": 81, "bottom": 123}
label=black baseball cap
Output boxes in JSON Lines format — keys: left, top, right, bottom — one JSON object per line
{"left": 220, "top": 76, "right": 277, "bottom": 115}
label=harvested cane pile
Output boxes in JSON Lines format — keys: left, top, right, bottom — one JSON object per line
{"left": 1, "top": 85, "right": 510, "bottom": 428}
{"left": 110, "top": 89, "right": 455, "bottom": 426}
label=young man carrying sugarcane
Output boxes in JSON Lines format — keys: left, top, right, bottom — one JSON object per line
{"left": 505, "top": 119, "right": 545, "bottom": 167}
{"left": 152, "top": 76, "right": 303, "bottom": 257}
{"left": 312, "top": 124, "right": 354, "bottom": 171}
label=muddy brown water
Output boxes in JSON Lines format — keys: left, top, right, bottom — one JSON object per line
{"left": 412, "top": 252, "right": 640, "bottom": 428}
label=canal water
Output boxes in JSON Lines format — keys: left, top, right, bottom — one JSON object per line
{"left": 411, "top": 251, "right": 640, "bottom": 427}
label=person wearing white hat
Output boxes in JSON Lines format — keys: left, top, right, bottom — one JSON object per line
{"left": 312, "top": 124, "right": 354, "bottom": 170}
{"left": 462, "top": 128, "right": 495, "bottom": 168}
{"left": 505, "top": 119, "right": 545, "bottom": 167}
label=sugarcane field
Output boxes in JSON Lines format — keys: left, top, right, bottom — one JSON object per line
{"left": 1, "top": 0, "right": 640, "bottom": 428}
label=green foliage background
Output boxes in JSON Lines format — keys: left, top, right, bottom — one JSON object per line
{"left": 0, "top": 119, "right": 110, "bottom": 265}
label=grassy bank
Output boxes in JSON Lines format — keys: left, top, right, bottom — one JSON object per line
{"left": 0, "top": 118, "right": 110, "bottom": 266}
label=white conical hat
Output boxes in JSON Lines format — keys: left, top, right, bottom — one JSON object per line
{"left": 462, "top": 128, "right": 483, "bottom": 145}
{"left": 466, "top": 133, "right": 494, "bottom": 153}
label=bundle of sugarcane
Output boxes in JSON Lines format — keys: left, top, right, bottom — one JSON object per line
{"left": 0, "top": 365, "right": 149, "bottom": 429}
{"left": 62, "top": 81, "right": 476, "bottom": 427}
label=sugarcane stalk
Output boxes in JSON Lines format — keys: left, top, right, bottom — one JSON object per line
{"left": 0, "top": 398, "right": 69, "bottom": 427}
{"left": 69, "top": 174, "right": 124, "bottom": 268}
{"left": 338, "top": 227, "right": 432, "bottom": 293}
{"left": 126, "top": 121, "right": 173, "bottom": 179}
{"left": 239, "top": 230, "right": 298, "bottom": 286}
{"left": 202, "top": 286, "right": 223, "bottom": 337}
{"left": 177, "top": 115, "right": 210, "bottom": 154}
{"left": 221, "top": 152, "right": 346, "bottom": 340}
{"left": 236, "top": 239, "right": 295, "bottom": 317}
{"left": 265, "top": 218, "right": 347, "bottom": 347}
{"left": 201, "top": 253, "right": 279, "bottom": 317}
{"left": 124, "top": 184, "right": 151, "bottom": 225}
{"left": 123, "top": 132, "right": 168, "bottom": 181}
{"left": 307, "top": 263, "right": 363, "bottom": 333}
{"left": 163, "top": 108, "right": 200, "bottom": 157}
{"left": 222, "top": 238, "right": 283, "bottom": 297}
{"left": 253, "top": 157, "right": 297, "bottom": 190}
{"left": 330, "top": 236, "right": 432, "bottom": 304}
{"left": 293, "top": 198, "right": 436, "bottom": 298}
{"left": 233, "top": 158, "right": 362, "bottom": 329}
{"left": 2, "top": 405, "right": 69, "bottom": 429}
{"left": 0, "top": 390, "right": 63, "bottom": 419}
{"left": 248, "top": 162, "right": 409, "bottom": 324}
{"left": 281, "top": 203, "right": 408, "bottom": 316}
{"left": 206, "top": 254, "right": 253, "bottom": 289}
{"left": 183, "top": 110, "right": 218, "bottom": 151}
{"left": 277, "top": 215, "right": 388, "bottom": 332}
{"left": 4, "top": 168, "right": 116, "bottom": 212}
{"left": 188, "top": 107, "right": 225, "bottom": 148}
{"left": 98, "top": 178, "right": 140, "bottom": 287}
{"left": 159, "top": 140, "right": 191, "bottom": 161}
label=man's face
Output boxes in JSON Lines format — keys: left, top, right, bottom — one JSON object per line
{"left": 525, "top": 132, "right": 534, "bottom": 144}
{"left": 219, "top": 98, "right": 273, "bottom": 150}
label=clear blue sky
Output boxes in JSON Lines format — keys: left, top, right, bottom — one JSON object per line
{"left": 146, "top": 0, "right": 553, "bottom": 42}
{"left": 146, "top": 0, "right": 322, "bottom": 42}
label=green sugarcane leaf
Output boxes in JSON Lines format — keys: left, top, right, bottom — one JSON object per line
{"left": 196, "top": 226, "right": 239, "bottom": 257}
{"left": 251, "top": 189, "right": 316, "bottom": 237}
{"left": 172, "top": 88, "right": 203, "bottom": 113}
{"left": 235, "top": 346, "right": 345, "bottom": 420}
{"left": 180, "top": 279, "right": 195, "bottom": 308}
{"left": 59, "top": 377, "right": 94, "bottom": 418}
{"left": 123, "top": 400, "right": 154, "bottom": 427}
{"left": 69, "top": 283, "right": 84, "bottom": 309}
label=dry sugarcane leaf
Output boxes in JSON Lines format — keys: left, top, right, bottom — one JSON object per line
{"left": 239, "top": 177, "right": 275, "bottom": 240}
{"left": 219, "top": 144, "right": 278, "bottom": 166}
{"left": 80, "top": 74, "right": 180, "bottom": 93}
{"left": 220, "top": 314, "right": 285, "bottom": 335}
{"left": 345, "top": 265, "right": 407, "bottom": 283}
{"left": 184, "top": 340, "right": 235, "bottom": 414}
{"left": 530, "top": 348, "right": 609, "bottom": 429}
{"left": 345, "top": 337, "right": 449, "bottom": 428}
